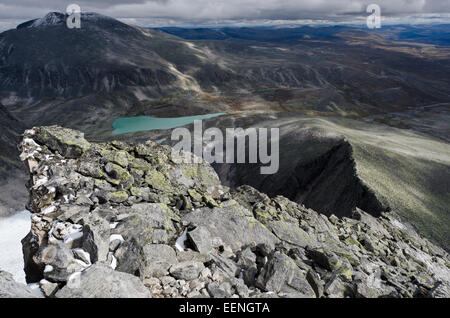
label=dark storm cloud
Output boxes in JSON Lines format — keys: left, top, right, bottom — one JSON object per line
{"left": 0, "top": 0, "right": 449, "bottom": 30}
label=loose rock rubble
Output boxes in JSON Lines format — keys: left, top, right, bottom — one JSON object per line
{"left": 16, "top": 125, "right": 450, "bottom": 298}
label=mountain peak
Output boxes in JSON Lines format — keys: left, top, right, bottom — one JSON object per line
{"left": 31, "top": 12, "right": 65, "bottom": 27}
{"left": 17, "top": 12, "right": 116, "bottom": 29}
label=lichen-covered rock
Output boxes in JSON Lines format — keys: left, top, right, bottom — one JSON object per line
{"left": 181, "top": 201, "right": 280, "bottom": 253}
{"left": 15, "top": 126, "right": 450, "bottom": 299}
{"left": 34, "top": 126, "right": 90, "bottom": 158}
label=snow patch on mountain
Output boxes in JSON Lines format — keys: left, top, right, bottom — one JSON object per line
{"left": 30, "top": 12, "right": 65, "bottom": 28}
{"left": 0, "top": 210, "right": 31, "bottom": 283}
{"left": 26, "top": 12, "right": 115, "bottom": 28}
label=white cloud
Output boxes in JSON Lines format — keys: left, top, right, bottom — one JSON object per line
{"left": 0, "top": 0, "right": 449, "bottom": 30}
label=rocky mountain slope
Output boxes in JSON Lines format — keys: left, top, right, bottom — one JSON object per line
{"left": 11, "top": 125, "right": 449, "bottom": 298}
{"left": 1, "top": 12, "right": 180, "bottom": 102}
{"left": 201, "top": 113, "right": 450, "bottom": 250}
{"left": 119, "top": 112, "right": 450, "bottom": 250}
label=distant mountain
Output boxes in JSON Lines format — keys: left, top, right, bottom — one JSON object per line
{"left": 157, "top": 25, "right": 346, "bottom": 41}
{"left": 381, "top": 24, "right": 450, "bottom": 47}
{"left": 0, "top": 12, "right": 195, "bottom": 103}
{"left": 159, "top": 24, "right": 450, "bottom": 47}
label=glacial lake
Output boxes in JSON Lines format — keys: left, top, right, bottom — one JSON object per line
{"left": 112, "top": 113, "right": 226, "bottom": 135}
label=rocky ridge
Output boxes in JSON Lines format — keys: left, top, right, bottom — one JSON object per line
{"left": 17, "top": 126, "right": 450, "bottom": 298}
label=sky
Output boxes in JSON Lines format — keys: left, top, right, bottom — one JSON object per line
{"left": 0, "top": 0, "right": 449, "bottom": 31}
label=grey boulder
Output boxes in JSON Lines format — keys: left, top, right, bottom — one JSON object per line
{"left": 256, "top": 252, "right": 316, "bottom": 298}
{"left": 170, "top": 261, "right": 205, "bottom": 281}
{"left": 142, "top": 244, "right": 178, "bottom": 278}
{"left": 0, "top": 271, "right": 43, "bottom": 298}
{"left": 55, "top": 263, "right": 151, "bottom": 298}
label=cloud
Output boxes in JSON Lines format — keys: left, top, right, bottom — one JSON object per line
{"left": 0, "top": 0, "right": 449, "bottom": 30}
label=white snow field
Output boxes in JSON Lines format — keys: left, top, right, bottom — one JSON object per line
{"left": 0, "top": 210, "right": 31, "bottom": 283}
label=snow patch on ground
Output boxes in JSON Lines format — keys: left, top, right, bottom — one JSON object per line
{"left": 0, "top": 210, "right": 31, "bottom": 283}
{"left": 27, "top": 282, "right": 44, "bottom": 297}
{"left": 109, "top": 234, "right": 124, "bottom": 243}
{"left": 175, "top": 229, "right": 188, "bottom": 252}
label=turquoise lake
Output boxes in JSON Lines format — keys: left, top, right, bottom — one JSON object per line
{"left": 112, "top": 113, "right": 226, "bottom": 135}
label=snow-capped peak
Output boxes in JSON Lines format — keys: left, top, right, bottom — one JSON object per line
{"left": 30, "top": 12, "right": 66, "bottom": 28}
{"left": 21, "top": 12, "right": 116, "bottom": 29}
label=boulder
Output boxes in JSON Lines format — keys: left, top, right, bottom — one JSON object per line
{"left": 236, "top": 247, "right": 259, "bottom": 286}
{"left": 170, "top": 261, "right": 205, "bottom": 281}
{"left": 34, "top": 126, "right": 90, "bottom": 158}
{"left": 0, "top": 271, "right": 43, "bottom": 298}
{"left": 182, "top": 201, "right": 279, "bottom": 253}
{"left": 55, "top": 263, "right": 151, "bottom": 298}
{"left": 306, "top": 247, "right": 342, "bottom": 272}
{"left": 256, "top": 252, "right": 315, "bottom": 298}
{"left": 207, "top": 282, "right": 233, "bottom": 298}
{"left": 142, "top": 244, "right": 178, "bottom": 278}
{"left": 41, "top": 242, "right": 85, "bottom": 282}
{"left": 81, "top": 215, "right": 110, "bottom": 264}
{"left": 39, "top": 279, "right": 59, "bottom": 297}
{"left": 187, "top": 226, "right": 214, "bottom": 254}
{"left": 210, "top": 253, "right": 240, "bottom": 281}
{"left": 115, "top": 203, "right": 179, "bottom": 246}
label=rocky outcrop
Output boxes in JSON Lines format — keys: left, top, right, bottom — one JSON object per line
{"left": 0, "top": 271, "right": 42, "bottom": 298}
{"left": 17, "top": 126, "right": 450, "bottom": 298}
